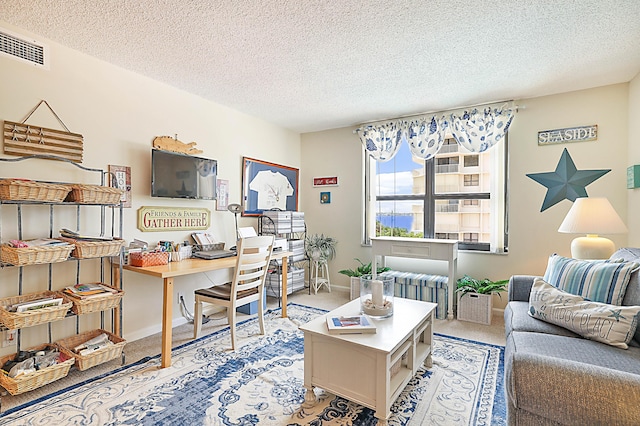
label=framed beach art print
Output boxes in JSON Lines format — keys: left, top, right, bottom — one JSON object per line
{"left": 242, "top": 157, "right": 299, "bottom": 216}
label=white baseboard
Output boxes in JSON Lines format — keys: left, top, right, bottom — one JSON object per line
{"left": 124, "top": 305, "right": 224, "bottom": 342}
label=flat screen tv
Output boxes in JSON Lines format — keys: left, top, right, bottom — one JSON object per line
{"left": 151, "top": 149, "right": 217, "bottom": 200}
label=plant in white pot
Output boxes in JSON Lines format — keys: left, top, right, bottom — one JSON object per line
{"left": 304, "top": 233, "right": 337, "bottom": 262}
{"left": 339, "top": 258, "right": 391, "bottom": 300}
{"left": 455, "top": 275, "right": 508, "bottom": 325}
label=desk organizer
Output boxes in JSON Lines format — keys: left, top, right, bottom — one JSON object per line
{"left": 0, "top": 179, "right": 71, "bottom": 203}
{"left": 1, "top": 243, "right": 75, "bottom": 266}
{"left": 0, "top": 291, "right": 73, "bottom": 329}
{"left": 55, "top": 329, "right": 126, "bottom": 371}
{"left": 58, "top": 237, "right": 124, "bottom": 259}
{"left": 0, "top": 344, "right": 75, "bottom": 395}
{"left": 129, "top": 251, "right": 169, "bottom": 267}
{"left": 65, "top": 184, "right": 123, "bottom": 204}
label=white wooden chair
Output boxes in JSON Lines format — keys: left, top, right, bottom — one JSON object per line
{"left": 193, "top": 235, "right": 274, "bottom": 350}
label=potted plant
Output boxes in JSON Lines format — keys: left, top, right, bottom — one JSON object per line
{"left": 339, "top": 258, "right": 391, "bottom": 299}
{"left": 304, "top": 233, "right": 337, "bottom": 262}
{"left": 455, "top": 275, "right": 508, "bottom": 325}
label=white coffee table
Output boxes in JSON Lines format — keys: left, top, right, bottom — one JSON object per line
{"left": 300, "top": 298, "right": 436, "bottom": 425}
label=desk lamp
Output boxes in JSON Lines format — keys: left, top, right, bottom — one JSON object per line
{"left": 227, "top": 203, "right": 242, "bottom": 241}
{"left": 558, "top": 197, "right": 627, "bottom": 259}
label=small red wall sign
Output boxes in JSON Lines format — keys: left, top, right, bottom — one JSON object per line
{"left": 313, "top": 176, "right": 339, "bottom": 187}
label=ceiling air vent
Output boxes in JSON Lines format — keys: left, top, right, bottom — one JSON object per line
{"left": 0, "top": 27, "right": 49, "bottom": 69}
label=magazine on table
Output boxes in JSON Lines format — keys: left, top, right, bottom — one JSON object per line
{"left": 326, "top": 314, "right": 377, "bottom": 334}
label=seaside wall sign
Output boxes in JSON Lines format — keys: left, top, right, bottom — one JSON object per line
{"left": 538, "top": 124, "right": 597, "bottom": 145}
{"left": 137, "top": 206, "right": 210, "bottom": 231}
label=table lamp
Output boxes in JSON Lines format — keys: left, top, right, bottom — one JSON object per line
{"left": 227, "top": 203, "right": 242, "bottom": 240}
{"left": 558, "top": 197, "right": 627, "bottom": 260}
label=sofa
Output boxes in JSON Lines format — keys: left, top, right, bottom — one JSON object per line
{"left": 504, "top": 248, "right": 640, "bottom": 425}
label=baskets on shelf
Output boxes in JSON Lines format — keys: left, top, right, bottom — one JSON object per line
{"left": 58, "top": 237, "right": 124, "bottom": 259}
{"left": 0, "top": 291, "right": 72, "bottom": 329}
{"left": 66, "top": 184, "right": 123, "bottom": 204}
{"left": 55, "top": 329, "right": 126, "bottom": 371}
{"left": 66, "top": 284, "right": 124, "bottom": 315}
{"left": 0, "top": 344, "right": 75, "bottom": 395}
{"left": 0, "top": 243, "right": 75, "bottom": 266}
{"left": 129, "top": 251, "right": 169, "bottom": 267}
{"left": 0, "top": 179, "right": 71, "bottom": 203}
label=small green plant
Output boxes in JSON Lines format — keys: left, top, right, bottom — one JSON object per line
{"left": 338, "top": 258, "right": 391, "bottom": 277}
{"left": 305, "top": 233, "right": 337, "bottom": 262}
{"left": 455, "top": 275, "right": 509, "bottom": 297}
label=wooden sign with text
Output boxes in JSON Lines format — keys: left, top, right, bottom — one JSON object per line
{"left": 137, "top": 206, "right": 210, "bottom": 232}
{"left": 538, "top": 125, "right": 597, "bottom": 145}
{"left": 313, "top": 176, "right": 339, "bottom": 187}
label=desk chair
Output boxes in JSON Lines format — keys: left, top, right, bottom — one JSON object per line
{"left": 193, "top": 235, "right": 275, "bottom": 350}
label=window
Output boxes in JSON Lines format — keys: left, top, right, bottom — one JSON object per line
{"left": 365, "top": 136, "right": 508, "bottom": 252}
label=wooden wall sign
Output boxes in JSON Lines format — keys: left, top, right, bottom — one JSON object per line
{"left": 137, "top": 206, "right": 211, "bottom": 232}
{"left": 538, "top": 125, "right": 597, "bottom": 145}
{"left": 313, "top": 176, "right": 339, "bottom": 187}
{"left": 3, "top": 100, "right": 83, "bottom": 162}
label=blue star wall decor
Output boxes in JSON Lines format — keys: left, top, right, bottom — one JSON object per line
{"left": 526, "top": 148, "right": 610, "bottom": 212}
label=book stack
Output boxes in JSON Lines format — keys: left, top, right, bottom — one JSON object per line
{"left": 63, "top": 283, "right": 118, "bottom": 300}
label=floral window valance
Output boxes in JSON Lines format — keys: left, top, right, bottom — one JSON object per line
{"left": 356, "top": 104, "right": 515, "bottom": 162}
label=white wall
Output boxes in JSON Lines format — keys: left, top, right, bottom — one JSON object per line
{"left": 628, "top": 72, "right": 640, "bottom": 246}
{"left": 301, "top": 83, "right": 630, "bottom": 310}
{"left": 0, "top": 22, "right": 300, "bottom": 353}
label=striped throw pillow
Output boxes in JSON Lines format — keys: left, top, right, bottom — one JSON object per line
{"left": 543, "top": 254, "right": 639, "bottom": 305}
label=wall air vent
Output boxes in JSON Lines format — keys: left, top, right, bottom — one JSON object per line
{"left": 0, "top": 27, "right": 49, "bottom": 69}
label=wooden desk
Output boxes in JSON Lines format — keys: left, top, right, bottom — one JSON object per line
{"left": 371, "top": 237, "right": 458, "bottom": 320}
{"left": 120, "top": 251, "right": 292, "bottom": 368}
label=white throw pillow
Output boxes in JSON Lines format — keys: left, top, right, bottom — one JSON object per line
{"left": 529, "top": 278, "right": 640, "bottom": 349}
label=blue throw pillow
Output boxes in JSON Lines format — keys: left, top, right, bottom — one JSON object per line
{"left": 543, "top": 254, "right": 639, "bottom": 305}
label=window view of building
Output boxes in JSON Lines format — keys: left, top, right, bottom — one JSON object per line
{"left": 366, "top": 136, "right": 507, "bottom": 252}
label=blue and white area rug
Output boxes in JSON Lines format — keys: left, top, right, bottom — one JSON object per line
{"left": 0, "top": 304, "right": 505, "bottom": 425}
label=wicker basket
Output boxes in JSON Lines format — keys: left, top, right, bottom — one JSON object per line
{"left": 0, "top": 344, "right": 75, "bottom": 395}
{"left": 55, "top": 329, "right": 126, "bottom": 371}
{"left": 66, "top": 284, "right": 124, "bottom": 315}
{"left": 129, "top": 251, "right": 169, "bottom": 267}
{"left": 1, "top": 243, "right": 74, "bottom": 266}
{"left": 0, "top": 179, "right": 71, "bottom": 203}
{"left": 58, "top": 237, "right": 124, "bottom": 259}
{"left": 0, "top": 291, "right": 72, "bottom": 329}
{"left": 66, "top": 184, "right": 123, "bottom": 204}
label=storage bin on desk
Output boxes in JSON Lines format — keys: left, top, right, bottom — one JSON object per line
{"left": 55, "top": 329, "right": 126, "bottom": 371}
{"left": 380, "top": 270, "right": 448, "bottom": 320}
{"left": 0, "top": 291, "right": 72, "bottom": 329}
{"left": 0, "top": 344, "right": 74, "bottom": 395}
{"left": 129, "top": 251, "right": 169, "bottom": 267}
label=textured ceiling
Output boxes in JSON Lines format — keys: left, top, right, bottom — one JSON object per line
{"left": 1, "top": 1, "right": 640, "bottom": 133}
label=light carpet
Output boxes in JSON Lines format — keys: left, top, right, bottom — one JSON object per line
{"left": 0, "top": 304, "right": 505, "bottom": 425}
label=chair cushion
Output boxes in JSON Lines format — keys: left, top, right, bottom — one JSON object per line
{"left": 543, "top": 254, "right": 638, "bottom": 305}
{"left": 529, "top": 278, "right": 640, "bottom": 349}
{"left": 195, "top": 282, "right": 258, "bottom": 300}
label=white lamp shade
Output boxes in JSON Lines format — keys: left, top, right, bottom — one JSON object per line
{"left": 558, "top": 197, "right": 627, "bottom": 260}
{"left": 558, "top": 197, "right": 627, "bottom": 235}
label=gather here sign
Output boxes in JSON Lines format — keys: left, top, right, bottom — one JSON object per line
{"left": 137, "top": 206, "right": 211, "bottom": 231}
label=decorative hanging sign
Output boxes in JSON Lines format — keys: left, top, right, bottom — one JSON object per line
{"left": 3, "top": 100, "right": 84, "bottom": 162}
{"left": 538, "top": 125, "right": 597, "bottom": 145}
{"left": 313, "top": 176, "right": 339, "bottom": 187}
{"left": 137, "top": 206, "right": 211, "bottom": 232}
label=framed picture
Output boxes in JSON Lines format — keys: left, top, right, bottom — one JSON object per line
{"left": 108, "top": 165, "right": 132, "bottom": 208}
{"left": 242, "top": 157, "right": 299, "bottom": 216}
{"left": 320, "top": 191, "right": 331, "bottom": 204}
{"left": 216, "top": 178, "right": 229, "bottom": 211}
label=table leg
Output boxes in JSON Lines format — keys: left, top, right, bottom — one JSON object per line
{"left": 161, "top": 277, "right": 174, "bottom": 368}
{"left": 281, "top": 255, "right": 288, "bottom": 318}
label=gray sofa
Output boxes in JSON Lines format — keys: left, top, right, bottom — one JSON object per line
{"left": 503, "top": 248, "right": 640, "bottom": 425}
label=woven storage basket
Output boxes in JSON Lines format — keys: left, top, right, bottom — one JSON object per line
{"left": 0, "top": 291, "right": 72, "bottom": 329}
{"left": 67, "top": 284, "right": 124, "bottom": 315}
{"left": 0, "top": 344, "right": 75, "bottom": 395}
{"left": 66, "top": 184, "right": 123, "bottom": 204}
{"left": 55, "top": 329, "right": 126, "bottom": 371}
{"left": 0, "top": 179, "right": 71, "bottom": 203}
{"left": 129, "top": 251, "right": 169, "bottom": 267}
{"left": 58, "top": 237, "right": 124, "bottom": 258}
{"left": 1, "top": 243, "right": 74, "bottom": 266}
